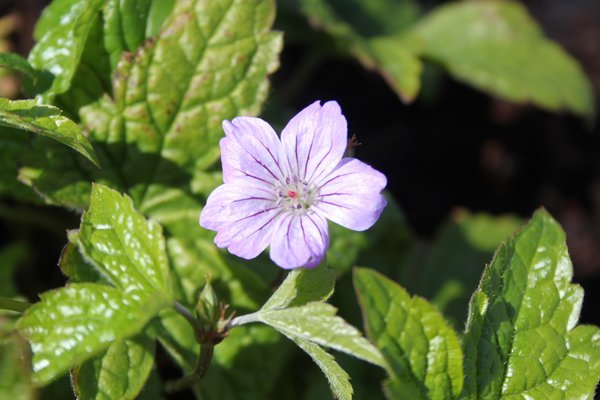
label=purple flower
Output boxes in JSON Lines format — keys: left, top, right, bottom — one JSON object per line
{"left": 199, "top": 100, "right": 387, "bottom": 269}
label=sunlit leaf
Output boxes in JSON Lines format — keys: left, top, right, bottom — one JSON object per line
{"left": 355, "top": 268, "right": 463, "bottom": 400}
{"left": 72, "top": 333, "right": 156, "bottom": 400}
{"left": 28, "top": 0, "right": 104, "bottom": 99}
{"left": 261, "top": 261, "right": 335, "bottom": 311}
{"left": 259, "top": 302, "right": 385, "bottom": 368}
{"left": 16, "top": 283, "right": 170, "bottom": 385}
{"left": 411, "top": 0, "right": 594, "bottom": 117}
{"left": 462, "top": 209, "right": 600, "bottom": 399}
{"left": 0, "top": 98, "right": 98, "bottom": 165}
{"left": 78, "top": 184, "right": 172, "bottom": 297}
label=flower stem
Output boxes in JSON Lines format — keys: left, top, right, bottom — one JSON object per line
{"left": 165, "top": 342, "right": 215, "bottom": 393}
{"left": 173, "top": 301, "right": 203, "bottom": 338}
{"left": 0, "top": 297, "right": 30, "bottom": 313}
{"left": 227, "top": 311, "right": 260, "bottom": 328}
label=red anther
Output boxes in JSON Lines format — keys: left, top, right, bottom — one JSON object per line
{"left": 287, "top": 190, "right": 296, "bottom": 198}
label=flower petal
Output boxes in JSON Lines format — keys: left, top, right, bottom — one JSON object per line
{"left": 315, "top": 158, "right": 387, "bottom": 231}
{"left": 221, "top": 117, "right": 289, "bottom": 187}
{"left": 269, "top": 212, "right": 329, "bottom": 269}
{"left": 199, "top": 183, "right": 281, "bottom": 259}
{"left": 280, "top": 100, "right": 347, "bottom": 184}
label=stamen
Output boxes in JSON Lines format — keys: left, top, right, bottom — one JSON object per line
{"left": 288, "top": 190, "right": 296, "bottom": 198}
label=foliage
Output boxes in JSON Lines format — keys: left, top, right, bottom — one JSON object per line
{"left": 0, "top": 0, "right": 598, "bottom": 399}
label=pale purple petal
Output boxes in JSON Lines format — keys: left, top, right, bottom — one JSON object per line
{"left": 199, "top": 183, "right": 281, "bottom": 259}
{"left": 314, "top": 158, "right": 387, "bottom": 231}
{"left": 269, "top": 212, "right": 329, "bottom": 269}
{"left": 220, "top": 117, "right": 289, "bottom": 187}
{"left": 280, "top": 100, "right": 347, "bottom": 183}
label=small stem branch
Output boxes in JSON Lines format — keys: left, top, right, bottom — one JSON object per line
{"left": 227, "top": 311, "right": 260, "bottom": 329}
{"left": 0, "top": 297, "right": 30, "bottom": 313}
{"left": 165, "top": 342, "right": 215, "bottom": 393}
{"left": 173, "top": 301, "right": 203, "bottom": 338}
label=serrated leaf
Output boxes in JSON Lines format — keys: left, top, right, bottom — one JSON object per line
{"left": 0, "top": 52, "right": 37, "bottom": 80}
{"left": 28, "top": 0, "right": 104, "bottom": 99}
{"left": 259, "top": 302, "right": 386, "bottom": 368}
{"left": 290, "top": 336, "right": 352, "bottom": 400}
{"left": 354, "top": 268, "right": 463, "bottom": 400}
{"left": 21, "top": 0, "right": 282, "bottom": 221}
{"left": 78, "top": 184, "right": 172, "bottom": 297}
{"left": 461, "top": 209, "right": 600, "bottom": 399}
{"left": 72, "top": 333, "right": 155, "bottom": 400}
{"left": 16, "top": 283, "right": 170, "bottom": 385}
{"left": 0, "top": 99, "right": 98, "bottom": 166}
{"left": 261, "top": 261, "right": 335, "bottom": 312}
{"left": 411, "top": 0, "right": 594, "bottom": 118}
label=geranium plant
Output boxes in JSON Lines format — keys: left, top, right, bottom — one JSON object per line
{"left": 0, "top": 0, "right": 598, "bottom": 399}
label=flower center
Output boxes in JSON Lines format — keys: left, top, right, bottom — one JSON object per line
{"left": 276, "top": 177, "right": 320, "bottom": 213}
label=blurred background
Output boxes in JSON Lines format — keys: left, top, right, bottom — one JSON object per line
{"left": 1, "top": 0, "right": 599, "bottom": 397}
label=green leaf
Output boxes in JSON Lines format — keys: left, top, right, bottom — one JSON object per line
{"left": 0, "top": 320, "right": 35, "bottom": 400}
{"left": 300, "top": 0, "right": 422, "bottom": 102}
{"left": 103, "top": 0, "right": 153, "bottom": 71}
{"left": 0, "top": 99, "right": 98, "bottom": 166}
{"left": 78, "top": 184, "right": 172, "bottom": 297}
{"left": 354, "top": 268, "right": 463, "bottom": 400}
{"left": 72, "top": 333, "right": 156, "bottom": 400}
{"left": 461, "top": 209, "right": 600, "bottom": 399}
{"left": 0, "top": 52, "right": 37, "bottom": 80}
{"left": 290, "top": 336, "right": 352, "bottom": 400}
{"left": 16, "top": 283, "right": 170, "bottom": 385}
{"left": 21, "top": 0, "right": 282, "bottom": 216}
{"left": 259, "top": 302, "right": 386, "bottom": 368}
{"left": 411, "top": 0, "right": 594, "bottom": 118}
{"left": 261, "top": 261, "right": 335, "bottom": 311}
{"left": 58, "top": 230, "right": 106, "bottom": 284}
{"left": 28, "top": 0, "right": 104, "bottom": 98}
{"left": 399, "top": 211, "right": 522, "bottom": 327}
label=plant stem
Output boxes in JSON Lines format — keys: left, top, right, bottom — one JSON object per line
{"left": 0, "top": 297, "right": 30, "bottom": 313}
{"left": 173, "top": 301, "right": 203, "bottom": 338}
{"left": 227, "top": 311, "right": 260, "bottom": 328}
{"left": 165, "top": 342, "right": 215, "bottom": 393}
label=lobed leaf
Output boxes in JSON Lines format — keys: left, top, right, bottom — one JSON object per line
{"left": 0, "top": 98, "right": 98, "bottom": 165}
{"left": 16, "top": 283, "right": 170, "bottom": 385}
{"left": 461, "top": 209, "right": 600, "bottom": 399}
{"left": 410, "top": 0, "right": 595, "bottom": 118}
{"left": 78, "top": 184, "right": 172, "bottom": 297}
{"left": 258, "top": 302, "right": 386, "bottom": 368}
{"left": 72, "top": 333, "right": 156, "bottom": 400}
{"left": 354, "top": 268, "right": 463, "bottom": 400}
